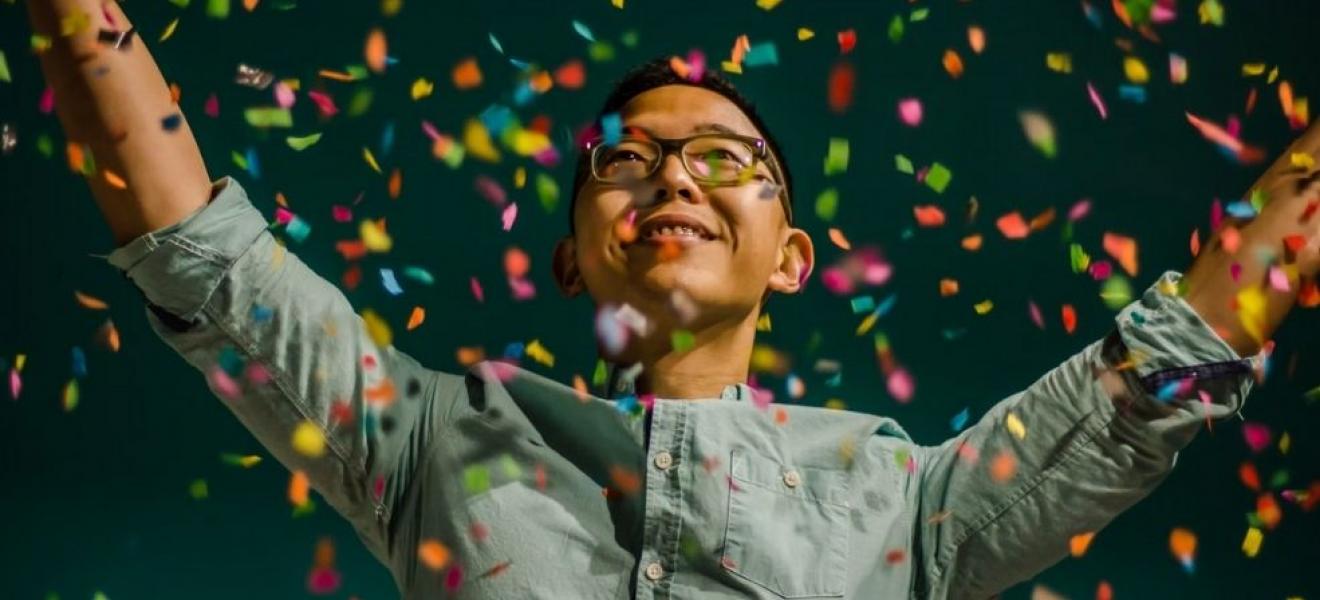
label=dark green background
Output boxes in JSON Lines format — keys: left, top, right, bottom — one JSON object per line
{"left": 2, "top": 0, "right": 1318, "bottom": 598}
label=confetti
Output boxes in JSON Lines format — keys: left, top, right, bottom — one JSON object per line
{"left": 897, "top": 98, "right": 923, "bottom": 126}
{"left": 1169, "top": 528, "right": 1197, "bottom": 572}
{"left": 418, "top": 540, "right": 451, "bottom": 570}
{"left": 453, "top": 57, "right": 482, "bottom": 89}
{"left": 292, "top": 421, "right": 327, "bottom": 457}
{"left": 1018, "top": 111, "right": 1057, "bottom": 158}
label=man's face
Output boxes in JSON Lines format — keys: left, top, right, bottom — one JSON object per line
{"left": 556, "top": 84, "right": 813, "bottom": 344}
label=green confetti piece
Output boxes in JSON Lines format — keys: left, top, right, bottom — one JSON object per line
{"left": 168, "top": 0, "right": 191, "bottom": 6}
{"left": 189, "top": 478, "right": 208, "bottom": 500}
{"left": 0, "top": 51, "right": 11, "bottom": 84}
{"left": 1069, "top": 243, "right": 1089, "bottom": 273}
{"left": 464, "top": 465, "right": 491, "bottom": 494}
{"left": 206, "top": 0, "right": 230, "bottom": 19}
{"left": 243, "top": 107, "right": 293, "bottom": 128}
{"left": 620, "top": 30, "right": 640, "bottom": 48}
{"left": 824, "top": 138, "right": 849, "bottom": 176}
{"left": 1249, "top": 188, "right": 1269, "bottom": 212}
{"left": 671, "top": 330, "right": 695, "bottom": 353}
{"left": 36, "top": 133, "right": 53, "bottom": 157}
{"left": 92, "top": 592, "right": 108, "bottom": 600}
{"left": 292, "top": 497, "right": 316, "bottom": 517}
{"left": 816, "top": 187, "right": 839, "bottom": 222}
{"left": 286, "top": 132, "right": 322, "bottom": 151}
{"left": 894, "top": 154, "right": 914, "bottom": 174}
{"left": 347, "top": 87, "right": 374, "bottom": 117}
{"left": 1268, "top": 469, "right": 1289, "bottom": 489}
{"left": 888, "top": 14, "right": 905, "bottom": 43}
{"left": 592, "top": 359, "right": 608, "bottom": 387}
{"left": 850, "top": 296, "right": 875, "bottom": 314}
{"left": 588, "top": 40, "right": 615, "bottom": 62}
{"left": 499, "top": 454, "right": 523, "bottom": 479}
{"left": 744, "top": 42, "right": 779, "bottom": 67}
{"left": 536, "top": 171, "right": 560, "bottom": 213}
{"left": 231, "top": 150, "right": 248, "bottom": 171}
{"left": 1100, "top": 275, "right": 1133, "bottom": 310}
{"left": 925, "top": 162, "right": 952, "bottom": 193}
{"left": 910, "top": 7, "right": 930, "bottom": 21}
{"left": 403, "top": 266, "right": 434, "bottom": 285}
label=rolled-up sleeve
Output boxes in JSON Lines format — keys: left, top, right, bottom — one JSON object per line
{"left": 107, "top": 176, "right": 459, "bottom": 562}
{"left": 912, "top": 270, "right": 1259, "bottom": 599}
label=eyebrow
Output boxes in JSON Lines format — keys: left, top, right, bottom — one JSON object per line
{"left": 624, "top": 121, "right": 745, "bottom": 138}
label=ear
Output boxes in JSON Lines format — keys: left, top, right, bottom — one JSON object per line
{"left": 766, "top": 227, "right": 814, "bottom": 295}
{"left": 552, "top": 236, "right": 586, "bottom": 297}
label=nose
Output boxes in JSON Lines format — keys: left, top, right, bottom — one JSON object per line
{"left": 648, "top": 153, "right": 701, "bottom": 207}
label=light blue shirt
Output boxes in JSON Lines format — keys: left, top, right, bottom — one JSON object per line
{"left": 107, "top": 177, "right": 1258, "bottom": 599}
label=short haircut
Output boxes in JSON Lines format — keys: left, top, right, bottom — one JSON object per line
{"left": 568, "top": 56, "right": 794, "bottom": 234}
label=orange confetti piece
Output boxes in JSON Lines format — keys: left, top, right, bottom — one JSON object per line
{"left": 942, "top": 49, "right": 964, "bottom": 79}
{"left": 100, "top": 319, "right": 121, "bottom": 352}
{"left": 961, "top": 234, "right": 983, "bottom": 251}
{"left": 504, "top": 246, "right": 530, "bottom": 279}
{"left": 554, "top": 59, "right": 586, "bottom": 89}
{"left": 827, "top": 228, "right": 852, "bottom": 250}
{"left": 913, "top": 205, "right": 946, "bottom": 227}
{"left": 1190, "top": 228, "right": 1201, "bottom": 257}
{"left": 609, "top": 464, "right": 641, "bottom": 496}
{"left": 288, "top": 470, "right": 310, "bottom": 506}
{"left": 1061, "top": 304, "right": 1077, "bottom": 334}
{"left": 1238, "top": 461, "right": 1260, "bottom": 491}
{"left": 388, "top": 168, "right": 402, "bottom": 199}
{"left": 1220, "top": 226, "right": 1241, "bottom": 254}
{"left": 74, "top": 291, "right": 109, "bottom": 310}
{"left": 1102, "top": 232, "right": 1139, "bottom": 276}
{"left": 989, "top": 449, "right": 1017, "bottom": 482}
{"left": 406, "top": 306, "right": 425, "bottom": 331}
{"left": 365, "top": 28, "right": 387, "bottom": 74}
{"left": 939, "top": 278, "right": 959, "bottom": 297}
{"left": 1069, "top": 531, "right": 1096, "bottom": 557}
{"left": 456, "top": 346, "right": 486, "bottom": 366}
{"left": 242, "top": 0, "right": 259, "bottom": 11}
{"left": 65, "top": 142, "right": 85, "bottom": 173}
{"left": 418, "top": 539, "right": 451, "bottom": 570}
{"left": 967, "top": 26, "right": 986, "bottom": 54}
{"left": 318, "top": 69, "right": 356, "bottom": 82}
{"left": 1169, "top": 527, "right": 1197, "bottom": 561}
{"left": 103, "top": 169, "right": 128, "bottom": 189}
{"left": 1257, "top": 493, "right": 1282, "bottom": 529}
{"left": 453, "top": 57, "right": 482, "bottom": 90}
{"left": 168, "top": 82, "right": 182, "bottom": 104}
{"left": 995, "top": 211, "right": 1029, "bottom": 239}
{"left": 1028, "top": 207, "right": 1055, "bottom": 232}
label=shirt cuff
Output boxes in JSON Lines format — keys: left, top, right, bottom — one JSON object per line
{"left": 105, "top": 176, "right": 269, "bottom": 323}
{"left": 1115, "top": 270, "right": 1260, "bottom": 396}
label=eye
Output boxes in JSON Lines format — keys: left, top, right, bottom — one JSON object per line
{"left": 608, "top": 150, "right": 647, "bottom": 163}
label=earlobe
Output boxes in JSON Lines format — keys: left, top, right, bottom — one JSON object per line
{"left": 552, "top": 236, "right": 586, "bottom": 297}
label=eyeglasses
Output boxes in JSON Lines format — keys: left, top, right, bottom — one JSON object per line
{"left": 583, "top": 132, "right": 791, "bottom": 221}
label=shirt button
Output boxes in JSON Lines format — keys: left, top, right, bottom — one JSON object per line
{"left": 653, "top": 451, "right": 674, "bottom": 471}
{"left": 783, "top": 469, "right": 802, "bottom": 488}
{"left": 645, "top": 561, "right": 665, "bottom": 581}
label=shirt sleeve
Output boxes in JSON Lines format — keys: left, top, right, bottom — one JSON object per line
{"left": 910, "top": 270, "right": 1259, "bottom": 599}
{"left": 107, "top": 176, "right": 461, "bottom": 559}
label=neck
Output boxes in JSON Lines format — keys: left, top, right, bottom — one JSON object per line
{"left": 631, "top": 309, "right": 758, "bottom": 400}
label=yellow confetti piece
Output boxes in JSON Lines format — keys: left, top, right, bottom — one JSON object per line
{"left": 381, "top": 0, "right": 403, "bottom": 16}
{"left": 463, "top": 119, "right": 500, "bottom": 162}
{"left": 756, "top": 0, "right": 782, "bottom": 10}
{"left": 362, "top": 147, "right": 383, "bottom": 174}
{"left": 797, "top": 28, "right": 814, "bottom": 41}
{"left": 1005, "top": 412, "right": 1027, "bottom": 439}
{"left": 1290, "top": 152, "right": 1315, "bottom": 170}
{"left": 1236, "top": 285, "right": 1267, "bottom": 345}
{"left": 855, "top": 311, "right": 879, "bottom": 336}
{"left": 1242, "top": 63, "right": 1267, "bottom": 77}
{"left": 406, "top": 306, "right": 425, "bottom": 331}
{"left": 291, "top": 421, "right": 326, "bottom": 457}
{"left": 74, "top": 290, "right": 109, "bottom": 310}
{"left": 410, "top": 77, "right": 434, "bottom": 100}
{"left": 1045, "top": 52, "right": 1072, "bottom": 74}
{"left": 1279, "top": 432, "right": 1291, "bottom": 454}
{"left": 418, "top": 539, "right": 451, "bottom": 570}
{"left": 526, "top": 339, "right": 555, "bottom": 367}
{"left": 611, "top": 0, "right": 624, "bottom": 7}
{"left": 361, "top": 309, "right": 393, "bottom": 347}
{"left": 973, "top": 300, "right": 994, "bottom": 315}
{"left": 288, "top": 470, "right": 310, "bottom": 506}
{"left": 62, "top": 379, "right": 79, "bottom": 412}
{"left": 1241, "top": 527, "right": 1263, "bottom": 558}
{"left": 1123, "top": 56, "right": 1150, "bottom": 84}
{"left": 514, "top": 167, "right": 527, "bottom": 189}
{"left": 15, "top": 354, "right": 26, "bottom": 371}
{"left": 721, "top": 60, "right": 743, "bottom": 74}
{"left": 160, "top": 18, "right": 180, "bottom": 42}
{"left": 360, "top": 219, "right": 393, "bottom": 253}
{"left": 237, "top": 455, "right": 261, "bottom": 468}
{"left": 1069, "top": 531, "right": 1095, "bottom": 557}
{"left": 60, "top": 11, "right": 90, "bottom": 36}
{"left": 756, "top": 312, "right": 772, "bottom": 332}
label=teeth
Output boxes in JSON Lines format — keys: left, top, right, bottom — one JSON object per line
{"left": 646, "top": 224, "right": 704, "bottom": 239}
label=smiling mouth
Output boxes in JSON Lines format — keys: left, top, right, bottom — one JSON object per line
{"left": 628, "top": 215, "right": 717, "bottom": 248}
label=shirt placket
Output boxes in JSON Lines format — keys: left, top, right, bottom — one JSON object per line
{"left": 634, "top": 399, "right": 689, "bottom": 599}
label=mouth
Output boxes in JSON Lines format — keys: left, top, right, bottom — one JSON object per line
{"left": 627, "top": 213, "right": 718, "bottom": 248}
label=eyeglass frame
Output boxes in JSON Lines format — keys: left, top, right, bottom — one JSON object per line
{"left": 581, "top": 132, "right": 793, "bottom": 224}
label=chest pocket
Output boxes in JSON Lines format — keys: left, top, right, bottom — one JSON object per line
{"left": 722, "top": 449, "right": 850, "bottom": 598}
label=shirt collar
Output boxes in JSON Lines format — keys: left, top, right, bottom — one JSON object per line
{"left": 602, "top": 361, "right": 751, "bottom": 402}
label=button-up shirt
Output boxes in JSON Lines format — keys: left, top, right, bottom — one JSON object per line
{"left": 107, "top": 177, "right": 1259, "bottom": 599}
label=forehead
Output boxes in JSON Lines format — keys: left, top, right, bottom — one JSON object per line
{"left": 620, "top": 85, "right": 762, "bottom": 139}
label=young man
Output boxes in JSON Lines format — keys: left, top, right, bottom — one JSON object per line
{"left": 28, "top": 0, "right": 1320, "bottom": 598}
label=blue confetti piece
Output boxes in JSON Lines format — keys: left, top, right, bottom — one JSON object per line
{"left": 251, "top": 304, "right": 274, "bottom": 324}
{"left": 71, "top": 347, "right": 87, "bottom": 378}
{"left": 875, "top": 294, "right": 898, "bottom": 318}
{"left": 380, "top": 268, "right": 403, "bottom": 296}
{"left": 849, "top": 295, "right": 875, "bottom": 314}
{"left": 503, "top": 341, "right": 525, "bottom": 360}
{"left": 512, "top": 82, "right": 535, "bottom": 106}
{"left": 744, "top": 42, "right": 779, "bottom": 67}
{"left": 572, "top": 20, "right": 595, "bottom": 42}
{"left": 479, "top": 104, "right": 515, "bottom": 137}
{"left": 1117, "top": 85, "right": 1147, "bottom": 103}
{"left": 218, "top": 345, "right": 245, "bottom": 377}
{"left": 244, "top": 147, "right": 261, "bottom": 179}
{"left": 284, "top": 216, "right": 311, "bottom": 243}
{"left": 615, "top": 394, "right": 638, "bottom": 414}
{"left": 601, "top": 112, "right": 622, "bottom": 145}
{"left": 950, "top": 407, "right": 970, "bottom": 432}
{"left": 380, "top": 121, "right": 395, "bottom": 158}
{"left": 488, "top": 32, "right": 504, "bottom": 54}
{"left": 1225, "top": 201, "right": 1257, "bottom": 218}
{"left": 1156, "top": 379, "right": 1183, "bottom": 402}
{"left": 509, "top": 57, "right": 530, "bottom": 70}
{"left": 826, "top": 372, "right": 843, "bottom": 387}
{"left": 402, "top": 266, "right": 434, "bottom": 285}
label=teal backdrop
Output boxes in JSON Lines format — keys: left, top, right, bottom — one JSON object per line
{"left": 2, "top": 0, "right": 1318, "bottom": 598}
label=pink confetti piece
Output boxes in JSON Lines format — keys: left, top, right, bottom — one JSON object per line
{"left": 898, "top": 98, "right": 923, "bottom": 126}
{"left": 421, "top": 120, "right": 442, "bottom": 141}
{"left": 204, "top": 93, "right": 220, "bottom": 118}
{"left": 274, "top": 206, "right": 294, "bottom": 225}
{"left": 274, "top": 82, "right": 297, "bottom": 108}
{"left": 444, "top": 564, "right": 464, "bottom": 592}
{"left": 501, "top": 202, "right": 518, "bottom": 231}
{"left": 1242, "top": 422, "right": 1271, "bottom": 453}
{"left": 1086, "top": 81, "right": 1108, "bottom": 119}
{"left": 1088, "top": 260, "right": 1112, "bottom": 280}
{"left": 470, "top": 276, "right": 485, "bottom": 303}
{"left": 887, "top": 368, "right": 914, "bottom": 403}
{"left": 1268, "top": 266, "right": 1291, "bottom": 292}
{"left": 8, "top": 368, "right": 20, "bottom": 400}
{"left": 307, "top": 90, "right": 339, "bottom": 118}
{"left": 475, "top": 175, "right": 507, "bottom": 206}
{"left": 1028, "top": 300, "right": 1045, "bottom": 329}
{"left": 1068, "top": 198, "right": 1092, "bottom": 221}
{"left": 38, "top": 87, "right": 55, "bottom": 115}
{"left": 245, "top": 362, "right": 270, "bottom": 385}
{"left": 306, "top": 567, "right": 341, "bottom": 595}
{"left": 208, "top": 366, "right": 241, "bottom": 400}
{"left": 751, "top": 386, "right": 773, "bottom": 411}
{"left": 509, "top": 277, "right": 536, "bottom": 301}
{"left": 331, "top": 205, "right": 352, "bottom": 222}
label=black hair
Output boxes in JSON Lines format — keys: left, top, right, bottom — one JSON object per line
{"left": 568, "top": 56, "right": 794, "bottom": 234}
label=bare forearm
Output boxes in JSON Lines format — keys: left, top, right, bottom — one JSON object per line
{"left": 1183, "top": 119, "right": 1320, "bottom": 357}
{"left": 27, "top": 0, "right": 211, "bottom": 245}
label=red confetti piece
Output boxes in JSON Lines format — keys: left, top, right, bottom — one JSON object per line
{"left": 828, "top": 62, "right": 855, "bottom": 114}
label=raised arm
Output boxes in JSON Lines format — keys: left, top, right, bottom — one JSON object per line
{"left": 26, "top": 0, "right": 460, "bottom": 560}
{"left": 910, "top": 121, "right": 1319, "bottom": 598}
